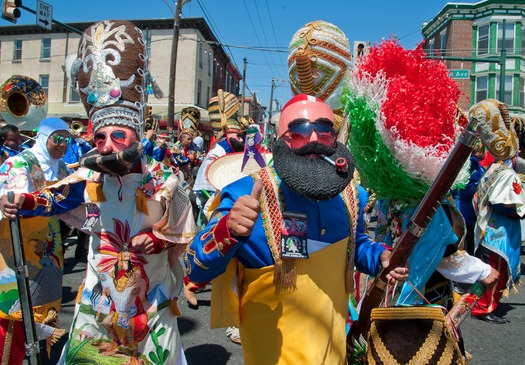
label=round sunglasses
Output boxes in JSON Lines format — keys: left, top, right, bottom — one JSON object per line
{"left": 50, "top": 135, "right": 72, "bottom": 145}
{"left": 94, "top": 130, "right": 128, "bottom": 145}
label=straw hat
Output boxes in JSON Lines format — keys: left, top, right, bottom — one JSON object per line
{"left": 206, "top": 152, "right": 272, "bottom": 191}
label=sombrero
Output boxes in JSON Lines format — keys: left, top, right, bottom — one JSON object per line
{"left": 206, "top": 152, "right": 273, "bottom": 191}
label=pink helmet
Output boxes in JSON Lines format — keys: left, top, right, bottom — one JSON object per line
{"left": 278, "top": 94, "right": 334, "bottom": 137}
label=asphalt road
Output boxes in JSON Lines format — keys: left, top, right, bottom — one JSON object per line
{"left": 29, "top": 238, "right": 525, "bottom": 365}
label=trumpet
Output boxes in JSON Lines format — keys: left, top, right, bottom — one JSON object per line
{"left": 70, "top": 120, "right": 84, "bottom": 135}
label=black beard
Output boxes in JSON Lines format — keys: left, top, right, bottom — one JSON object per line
{"left": 229, "top": 137, "right": 245, "bottom": 152}
{"left": 79, "top": 142, "right": 143, "bottom": 175}
{"left": 273, "top": 140, "right": 355, "bottom": 200}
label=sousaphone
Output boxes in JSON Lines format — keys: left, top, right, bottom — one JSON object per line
{"left": 0, "top": 75, "right": 48, "bottom": 131}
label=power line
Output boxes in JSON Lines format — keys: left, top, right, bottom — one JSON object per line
{"left": 251, "top": 0, "right": 283, "bottom": 79}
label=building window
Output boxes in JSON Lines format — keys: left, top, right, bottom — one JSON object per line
{"left": 41, "top": 38, "right": 51, "bottom": 59}
{"left": 39, "top": 74, "right": 49, "bottom": 95}
{"left": 496, "top": 74, "right": 513, "bottom": 105}
{"left": 69, "top": 83, "right": 80, "bottom": 103}
{"left": 476, "top": 75, "right": 488, "bottom": 102}
{"left": 440, "top": 31, "right": 447, "bottom": 57}
{"left": 197, "top": 79, "right": 202, "bottom": 106}
{"left": 207, "top": 86, "right": 210, "bottom": 104}
{"left": 497, "top": 22, "right": 515, "bottom": 53}
{"left": 208, "top": 52, "right": 212, "bottom": 76}
{"left": 13, "top": 39, "right": 22, "bottom": 61}
{"left": 477, "top": 25, "right": 489, "bottom": 55}
{"left": 198, "top": 43, "right": 203, "bottom": 68}
{"left": 428, "top": 39, "right": 435, "bottom": 56}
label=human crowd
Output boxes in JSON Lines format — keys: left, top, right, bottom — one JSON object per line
{"left": 0, "top": 18, "right": 523, "bottom": 365}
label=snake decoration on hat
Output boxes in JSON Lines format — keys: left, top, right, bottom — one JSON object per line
{"left": 343, "top": 39, "right": 469, "bottom": 202}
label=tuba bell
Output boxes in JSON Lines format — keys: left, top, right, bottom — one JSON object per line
{"left": 0, "top": 75, "right": 48, "bottom": 131}
{"left": 70, "top": 120, "right": 84, "bottom": 135}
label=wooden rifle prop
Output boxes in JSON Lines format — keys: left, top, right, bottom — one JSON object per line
{"left": 7, "top": 191, "right": 42, "bottom": 365}
{"left": 346, "top": 116, "right": 480, "bottom": 354}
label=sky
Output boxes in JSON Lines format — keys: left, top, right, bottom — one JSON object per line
{"left": 9, "top": 0, "right": 481, "bottom": 115}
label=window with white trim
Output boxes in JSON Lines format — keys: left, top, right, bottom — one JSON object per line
{"left": 477, "top": 25, "right": 489, "bottom": 55}
{"left": 476, "top": 75, "right": 488, "bottom": 102}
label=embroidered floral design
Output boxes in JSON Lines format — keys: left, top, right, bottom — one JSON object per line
{"left": 512, "top": 180, "right": 522, "bottom": 195}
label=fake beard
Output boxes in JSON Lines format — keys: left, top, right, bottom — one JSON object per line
{"left": 273, "top": 139, "right": 355, "bottom": 200}
{"left": 229, "top": 137, "right": 245, "bottom": 152}
{"left": 79, "top": 142, "right": 143, "bottom": 176}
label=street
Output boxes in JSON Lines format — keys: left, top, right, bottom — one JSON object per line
{"left": 32, "top": 238, "right": 525, "bottom": 365}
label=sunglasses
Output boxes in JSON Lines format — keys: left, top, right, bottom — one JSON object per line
{"left": 50, "top": 135, "right": 72, "bottom": 145}
{"left": 286, "top": 121, "right": 335, "bottom": 147}
{"left": 94, "top": 130, "right": 128, "bottom": 145}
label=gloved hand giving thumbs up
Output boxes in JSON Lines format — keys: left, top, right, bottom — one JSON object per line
{"left": 227, "top": 179, "right": 263, "bottom": 237}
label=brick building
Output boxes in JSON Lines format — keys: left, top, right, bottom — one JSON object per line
{"left": 422, "top": 0, "right": 525, "bottom": 119}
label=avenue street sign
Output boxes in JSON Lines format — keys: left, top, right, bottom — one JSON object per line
{"left": 36, "top": 0, "right": 52, "bottom": 30}
{"left": 449, "top": 69, "right": 470, "bottom": 79}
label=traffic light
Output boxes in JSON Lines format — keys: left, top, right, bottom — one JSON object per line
{"left": 353, "top": 41, "right": 370, "bottom": 61}
{"left": 145, "top": 105, "right": 152, "bottom": 120}
{"left": 1, "top": 0, "right": 22, "bottom": 24}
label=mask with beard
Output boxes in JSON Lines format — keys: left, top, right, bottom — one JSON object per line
{"left": 229, "top": 137, "right": 245, "bottom": 152}
{"left": 273, "top": 139, "right": 355, "bottom": 200}
{"left": 79, "top": 142, "right": 143, "bottom": 176}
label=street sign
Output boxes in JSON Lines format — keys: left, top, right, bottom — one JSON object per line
{"left": 36, "top": 0, "right": 52, "bottom": 30}
{"left": 449, "top": 69, "right": 470, "bottom": 79}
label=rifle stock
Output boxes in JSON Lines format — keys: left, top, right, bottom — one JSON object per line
{"left": 347, "top": 117, "right": 480, "bottom": 353}
{"left": 7, "top": 191, "right": 42, "bottom": 364}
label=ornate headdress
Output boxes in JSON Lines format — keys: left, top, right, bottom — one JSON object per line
{"left": 179, "top": 106, "right": 200, "bottom": 137}
{"left": 208, "top": 89, "right": 245, "bottom": 138}
{"left": 343, "top": 40, "right": 467, "bottom": 201}
{"left": 469, "top": 99, "right": 518, "bottom": 161}
{"left": 71, "top": 20, "right": 146, "bottom": 137}
{"left": 288, "top": 20, "right": 351, "bottom": 132}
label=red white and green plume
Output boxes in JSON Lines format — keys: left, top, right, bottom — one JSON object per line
{"left": 343, "top": 40, "right": 468, "bottom": 201}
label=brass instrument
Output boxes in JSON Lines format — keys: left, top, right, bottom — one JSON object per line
{"left": 0, "top": 75, "right": 48, "bottom": 131}
{"left": 145, "top": 117, "right": 159, "bottom": 134}
{"left": 70, "top": 120, "right": 84, "bottom": 135}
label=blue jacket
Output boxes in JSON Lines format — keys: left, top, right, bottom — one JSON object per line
{"left": 185, "top": 170, "right": 387, "bottom": 282}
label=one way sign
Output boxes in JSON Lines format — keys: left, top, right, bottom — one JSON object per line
{"left": 36, "top": 0, "right": 52, "bottom": 30}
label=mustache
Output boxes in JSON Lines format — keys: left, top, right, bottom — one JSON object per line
{"left": 291, "top": 142, "right": 336, "bottom": 156}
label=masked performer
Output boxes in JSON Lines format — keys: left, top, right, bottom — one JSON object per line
{"left": 185, "top": 94, "right": 408, "bottom": 365}
{"left": 0, "top": 20, "right": 196, "bottom": 365}
{"left": 0, "top": 117, "right": 70, "bottom": 364}
{"left": 469, "top": 99, "right": 525, "bottom": 324}
{"left": 344, "top": 40, "right": 498, "bottom": 364}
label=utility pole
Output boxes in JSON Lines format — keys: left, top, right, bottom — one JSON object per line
{"left": 241, "top": 58, "right": 247, "bottom": 115}
{"left": 264, "top": 78, "right": 276, "bottom": 146}
{"left": 167, "top": 0, "right": 186, "bottom": 132}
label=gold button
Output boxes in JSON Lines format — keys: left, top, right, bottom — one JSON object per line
{"left": 224, "top": 238, "right": 231, "bottom": 245}
{"left": 321, "top": 229, "right": 326, "bottom": 235}
{"left": 217, "top": 242, "right": 224, "bottom": 250}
